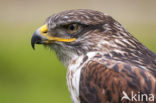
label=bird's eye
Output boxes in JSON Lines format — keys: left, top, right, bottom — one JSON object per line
{"left": 66, "top": 23, "right": 80, "bottom": 34}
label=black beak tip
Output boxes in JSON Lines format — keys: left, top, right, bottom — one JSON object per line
{"left": 31, "top": 31, "right": 42, "bottom": 50}
{"left": 31, "top": 42, "right": 35, "bottom": 50}
{"left": 31, "top": 37, "right": 36, "bottom": 50}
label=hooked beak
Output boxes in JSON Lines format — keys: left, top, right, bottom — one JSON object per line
{"left": 31, "top": 24, "right": 76, "bottom": 49}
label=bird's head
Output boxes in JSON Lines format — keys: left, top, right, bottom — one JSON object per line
{"left": 31, "top": 9, "right": 135, "bottom": 66}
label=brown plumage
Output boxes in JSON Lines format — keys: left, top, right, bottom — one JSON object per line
{"left": 31, "top": 9, "right": 156, "bottom": 103}
{"left": 80, "top": 56, "right": 156, "bottom": 103}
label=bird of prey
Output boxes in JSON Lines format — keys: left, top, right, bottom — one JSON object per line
{"left": 31, "top": 9, "right": 156, "bottom": 103}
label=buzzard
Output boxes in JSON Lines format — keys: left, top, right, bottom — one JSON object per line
{"left": 31, "top": 9, "right": 156, "bottom": 103}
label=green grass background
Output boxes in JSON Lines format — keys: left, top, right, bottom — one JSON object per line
{"left": 0, "top": 0, "right": 156, "bottom": 103}
{"left": 0, "top": 23, "right": 70, "bottom": 103}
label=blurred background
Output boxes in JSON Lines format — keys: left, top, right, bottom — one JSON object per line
{"left": 0, "top": 0, "right": 156, "bottom": 103}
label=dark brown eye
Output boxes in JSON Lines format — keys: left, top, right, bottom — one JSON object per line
{"left": 66, "top": 23, "right": 80, "bottom": 34}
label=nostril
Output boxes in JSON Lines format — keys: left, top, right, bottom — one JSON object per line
{"left": 42, "top": 31, "right": 48, "bottom": 33}
{"left": 40, "top": 24, "right": 48, "bottom": 34}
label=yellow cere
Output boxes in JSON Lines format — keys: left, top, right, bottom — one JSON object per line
{"left": 40, "top": 24, "right": 48, "bottom": 34}
{"left": 39, "top": 24, "right": 76, "bottom": 42}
